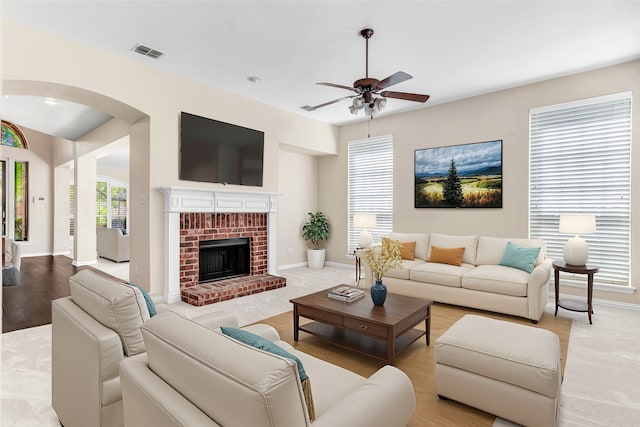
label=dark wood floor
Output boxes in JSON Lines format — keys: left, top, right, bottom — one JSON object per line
{"left": 2, "top": 255, "right": 94, "bottom": 333}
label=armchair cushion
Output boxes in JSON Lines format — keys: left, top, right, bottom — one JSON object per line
{"left": 70, "top": 270, "right": 150, "bottom": 356}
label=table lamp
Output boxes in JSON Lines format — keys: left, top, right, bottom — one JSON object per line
{"left": 559, "top": 214, "right": 596, "bottom": 266}
{"left": 353, "top": 213, "right": 376, "bottom": 248}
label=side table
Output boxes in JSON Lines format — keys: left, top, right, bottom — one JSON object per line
{"left": 353, "top": 248, "right": 362, "bottom": 286}
{"left": 553, "top": 260, "right": 599, "bottom": 324}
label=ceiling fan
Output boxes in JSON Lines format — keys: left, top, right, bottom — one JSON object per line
{"left": 301, "top": 28, "right": 430, "bottom": 116}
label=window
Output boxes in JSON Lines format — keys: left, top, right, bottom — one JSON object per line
{"left": 1, "top": 159, "right": 29, "bottom": 241}
{"left": 69, "top": 184, "right": 75, "bottom": 237}
{"left": 96, "top": 177, "right": 128, "bottom": 230}
{"left": 529, "top": 92, "right": 632, "bottom": 286}
{"left": 348, "top": 135, "right": 394, "bottom": 253}
{"left": 1, "top": 121, "right": 30, "bottom": 241}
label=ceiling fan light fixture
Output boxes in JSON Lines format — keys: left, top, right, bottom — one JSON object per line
{"left": 353, "top": 97, "right": 364, "bottom": 109}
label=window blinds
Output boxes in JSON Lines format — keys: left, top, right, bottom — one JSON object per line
{"left": 348, "top": 135, "right": 394, "bottom": 253}
{"left": 529, "top": 92, "right": 632, "bottom": 286}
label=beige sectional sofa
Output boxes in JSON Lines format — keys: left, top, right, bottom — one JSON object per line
{"left": 120, "top": 311, "right": 416, "bottom": 427}
{"left": 362, "top": 233, "right": 552, "bottom": 322}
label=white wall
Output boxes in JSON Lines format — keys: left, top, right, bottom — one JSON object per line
{"left": 320, "top": 59, "right": 640, "bottom": 306}
{"left": 0, "top": 126, "right": 54, "bottom": 256}
{"left": 277, "top": 149, "right": 318, "bottom": 268}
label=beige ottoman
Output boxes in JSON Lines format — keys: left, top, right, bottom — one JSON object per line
{"left": 435, "top": 315, "right": 561, "bottom": 427}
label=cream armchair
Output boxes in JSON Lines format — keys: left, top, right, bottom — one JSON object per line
{"left": 120, "top": 311, "right": 416, "bottom": 427}
{"left": 96, "top": 227, "right": 129, "bottom": 262}
{"left": 52, "top": 270, "right": 238, "bottom": 427}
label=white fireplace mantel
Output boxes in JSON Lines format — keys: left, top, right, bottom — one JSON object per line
{"left": 158, "top": 186, "right": 281, "bottom": 303}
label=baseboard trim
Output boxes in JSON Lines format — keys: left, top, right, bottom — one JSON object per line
{"left": 278, "top": 262, "right": 308, "bottom": 270}
{"left": 325, "top": 261, "right": 352, "bottom": 270}
{"left": 72, "top": 259, "right": 98, "bottom": 267}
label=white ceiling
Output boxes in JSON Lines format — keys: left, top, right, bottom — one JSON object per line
{"left": 2, "top": 1, "right": 640, "bottom": 141}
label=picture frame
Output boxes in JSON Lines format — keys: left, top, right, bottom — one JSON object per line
{"left": 414, "top": 139, "right": 502, "bottom": 208}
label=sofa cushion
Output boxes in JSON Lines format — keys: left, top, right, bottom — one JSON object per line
{"left": 277, "top": 340, "right": 367, "bottom": 419}
{"left": 429, "top": 233, "right": 478, "bottom": 265}
{"left": 462, "top": 265, "right": 529, "bottom": 297}
{"left": 428, "top": 246, "right": 465, "bottom": 266}
{"left": 385, "top": 259, "right": 426, "bottom": 280}
{"left": 388, "top": 232, "right": 429, "bottom": 260}
{"left": 475, "top": 236, "right": 546, "bottom": 266}
{"left": 409, "top": 262, "right": 475, "bottom": 288}
{"left": 69, "top": 270, "right": 150, "bottom": 356}
{"left": 499, "top": 241, "right": 541, "bottom": 273}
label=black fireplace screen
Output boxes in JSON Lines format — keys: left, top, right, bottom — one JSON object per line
{"left": 199, "top": 237, "right": 250, "bottom": 283}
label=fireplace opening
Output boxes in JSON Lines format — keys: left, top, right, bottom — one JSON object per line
{"left": 199, "top": 238, "right": 250, "bottom": 283}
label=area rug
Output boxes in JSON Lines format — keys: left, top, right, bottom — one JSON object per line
{"left": 256, "top": 303, "right": 572, "bottom": 427}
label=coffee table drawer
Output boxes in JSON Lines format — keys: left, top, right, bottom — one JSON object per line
{"left": 344, "top": 318, "right": 388, "bottom": 338}
{"left": 297, "top": 305, "right": 343, "bottom": 326}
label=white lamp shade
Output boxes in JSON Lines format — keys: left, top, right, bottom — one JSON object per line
{"left": 559, "top": 214, "right": 596, "bottom": 235}
{"left": 353, "top": 213, "right": 376, "bottom": 228}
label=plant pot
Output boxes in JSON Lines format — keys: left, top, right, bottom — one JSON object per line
{"left": 307, "top": 249, "right": 326, "bottom": 269}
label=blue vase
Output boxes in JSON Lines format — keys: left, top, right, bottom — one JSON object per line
{"left": 370, "top": 279, "right": 387, "bottom": 306}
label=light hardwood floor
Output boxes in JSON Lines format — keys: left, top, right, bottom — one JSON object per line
{"left": 258, "top": 303, "right": 571, "bottom": 427}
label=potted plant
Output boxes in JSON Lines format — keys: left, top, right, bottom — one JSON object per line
{"left": 302, "top": 211, "right": 330, "bottom": 269}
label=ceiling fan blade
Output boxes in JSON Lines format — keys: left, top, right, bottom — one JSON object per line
{"left": 316, "top": 82, "right": 358, "bottom": 92}
{"left": 301, "top": 95, "right": 354, "bottom": 111}
{"left": 375, "top": 71, "right": 412, "bottom": 90}
{"left": 381, "top": 91, "right": 430, "bottom": 103}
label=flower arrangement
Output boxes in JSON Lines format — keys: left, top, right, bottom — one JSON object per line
{"left": 362, "top": 238, "right": 403, "bottom": 282}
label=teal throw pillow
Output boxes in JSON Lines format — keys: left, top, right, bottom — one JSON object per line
{"left": 220, "top": 326, "right": 307, "bottom": 381}
{"left": 129, "top": 283, "right": 157, "bottom": 317}
{"left": 499, "top": 241, "right": 541, "bottom": 274}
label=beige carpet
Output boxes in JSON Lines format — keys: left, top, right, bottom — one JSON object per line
{"left": 2, "top": 266, "right": 640, "bottom": 426}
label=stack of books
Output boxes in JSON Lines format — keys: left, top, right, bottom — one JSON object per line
{"left": 328, "top": 286, "right": 365, "bottom": 302}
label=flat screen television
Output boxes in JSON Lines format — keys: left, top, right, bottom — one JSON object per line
{"left": 179, "top": 112, "right": 264, "bottom": 186}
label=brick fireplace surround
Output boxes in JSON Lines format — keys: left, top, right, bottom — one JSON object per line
{"left": 179, "top": 212, "right": 285, "bottom": 306}
{"left": 160, "top": 187, "right": 284, "bottom": 306}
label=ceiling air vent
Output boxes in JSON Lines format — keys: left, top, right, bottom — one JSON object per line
{"left": 132, "top": 43, "right": 163, "bottom": 59}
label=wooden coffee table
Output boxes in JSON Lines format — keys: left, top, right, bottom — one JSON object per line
{"left": 291, "top": 286, "right": 432, "bottom": 363}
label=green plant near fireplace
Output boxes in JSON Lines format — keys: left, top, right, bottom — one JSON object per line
{"left": 302, "top": 211, "right": 330, "bottom": 269}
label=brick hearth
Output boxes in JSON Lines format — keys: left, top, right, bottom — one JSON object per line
{"left": 181, "top": 274, "right": 286, "bottom": 306}
{"left": 179, "top": 212, "right": 286, "bottom": 306}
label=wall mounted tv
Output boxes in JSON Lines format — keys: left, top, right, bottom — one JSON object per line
{"left": 179, "top": 112, "right": 264, "bottom": 186}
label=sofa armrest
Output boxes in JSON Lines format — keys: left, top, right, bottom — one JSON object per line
{"left": 526, "top": 258, "right": 553, "bottom": 321}
{"left": 311, "top": 365, "right": 415, "bottom": 427}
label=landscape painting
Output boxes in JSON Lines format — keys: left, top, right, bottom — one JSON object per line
{"left": 415, "top": 140, "right": 502, "bottom": 208}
